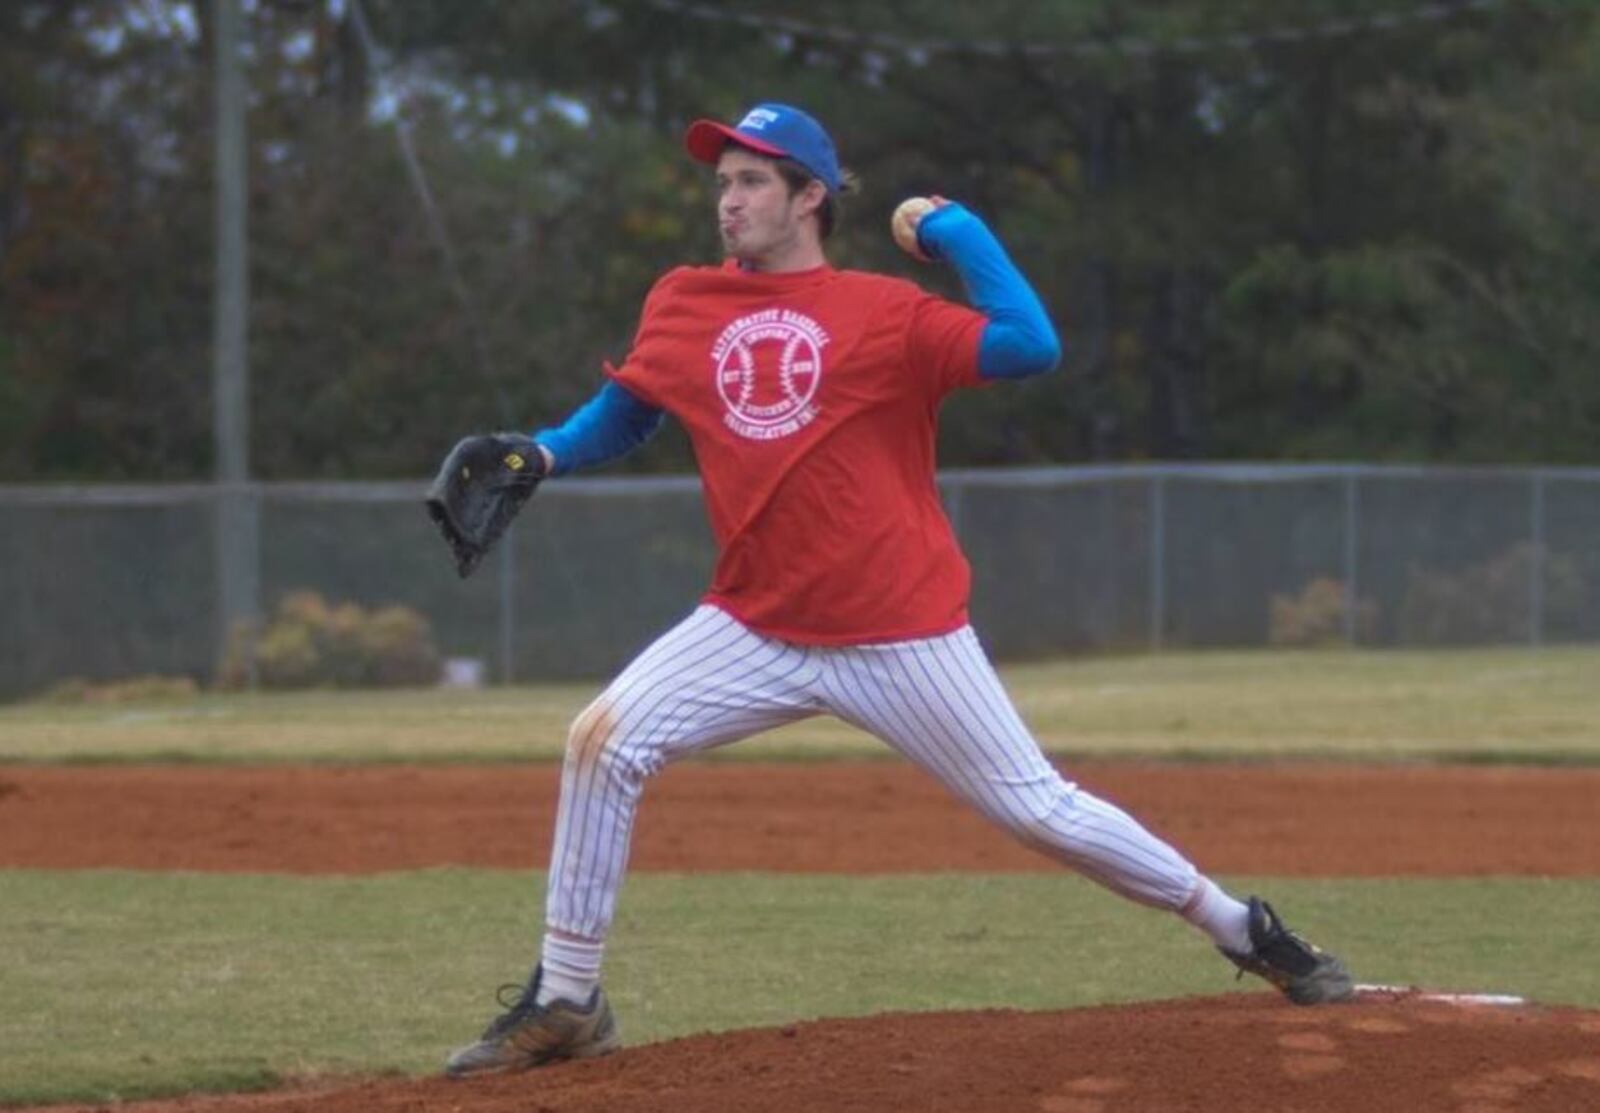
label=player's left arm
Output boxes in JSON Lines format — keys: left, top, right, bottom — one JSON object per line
{"left": 916, "top": 202, "right": 1062, "bottom": 379}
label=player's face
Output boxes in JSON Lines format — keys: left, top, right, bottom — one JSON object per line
{"left": 715, "top": 148, "right": 821, "bottom": 269}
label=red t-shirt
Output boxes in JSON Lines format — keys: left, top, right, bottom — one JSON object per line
{"left": 607, "top": 262, "right": 987, "bottom": 645}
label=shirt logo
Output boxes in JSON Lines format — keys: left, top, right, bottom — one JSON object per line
{"left": 711, "top": 308, "right": 829, "bottom": 441}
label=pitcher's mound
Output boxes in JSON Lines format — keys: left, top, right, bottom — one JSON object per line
{"left": 47, "top": 994, "right": 1600, "bottom": 1113}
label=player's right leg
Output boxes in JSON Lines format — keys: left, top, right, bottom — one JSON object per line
{"left": 446, "top": 605, "right": 820, "bottom": 1077}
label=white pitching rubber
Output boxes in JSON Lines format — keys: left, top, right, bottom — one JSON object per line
{"left": 1353, "top": 984, "right": 1526, "bottom": 1007}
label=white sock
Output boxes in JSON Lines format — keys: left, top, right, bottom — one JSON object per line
{"left": 1181, "top": 878, "right": 1253, "bottom": 954}
{"left": 536, "top": 933, "right": 604, "bottom": 1006}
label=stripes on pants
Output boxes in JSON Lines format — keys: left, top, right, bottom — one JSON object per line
{"left": 546, "top": 605, "right": 1201, "bottom": 940}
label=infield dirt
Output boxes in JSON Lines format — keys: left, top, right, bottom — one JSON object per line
{"left": 3, "top": 760, "right": 1599, "bottom": 875}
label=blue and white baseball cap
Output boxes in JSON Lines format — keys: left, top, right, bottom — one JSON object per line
{"left": 684, "top": 103, "right": 842, "bottom": 194}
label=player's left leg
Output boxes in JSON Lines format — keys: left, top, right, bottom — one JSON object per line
{"left": 816, "top": 626, "right": 1202, "bottom": 908}
{"left": 814, "top": 625, "right": 1352, "bottom": 1004}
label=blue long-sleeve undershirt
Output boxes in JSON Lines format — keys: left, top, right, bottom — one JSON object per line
{"left": 916, "top": 202, "right": 1063, "bottom": 379}
{"left": 533, "top": 380, "right": 663, "bottom": 477}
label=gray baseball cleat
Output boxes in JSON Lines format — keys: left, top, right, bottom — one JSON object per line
{"left": 445, "top": 964, "right": 621, "bottom": 1078}
{"left": 1219, "top": 896, "right": 1355, "bottom": 1006}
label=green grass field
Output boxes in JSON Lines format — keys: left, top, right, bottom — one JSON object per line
{"left": 4, "top": 646, "right": 1599, "bottom": 765}
{"left": 2, "top": 646, "right": 1598, "bottom": 1106}
{"left": 4, "top": 871, "right": 1596, "bottom": 1106}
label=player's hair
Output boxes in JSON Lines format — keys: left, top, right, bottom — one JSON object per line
{"left": 775, "top": 158, "right": 860, "bottom": 241}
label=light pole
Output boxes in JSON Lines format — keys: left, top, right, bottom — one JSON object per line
{"left": 212, "top": 0, "right": 258, "bottom": 684}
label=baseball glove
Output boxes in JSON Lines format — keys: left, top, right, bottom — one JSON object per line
{"left": 425, "top": 432, "right": 548, "bottom": 578}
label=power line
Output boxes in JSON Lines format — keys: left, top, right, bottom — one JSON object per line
{"left": 645, "top": 0, "right": 1504, "bottom": 60}
{"left": 347, "top": 0, "right": 511, "bottom": 424}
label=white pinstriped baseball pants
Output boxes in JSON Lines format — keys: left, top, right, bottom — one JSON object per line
{"left": 546, "top": 605, "right": 1202, "bottom": 941}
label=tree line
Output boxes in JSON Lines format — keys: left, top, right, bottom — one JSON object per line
{"left": 2, "top": 0, "right": 1596, "bottom": 481}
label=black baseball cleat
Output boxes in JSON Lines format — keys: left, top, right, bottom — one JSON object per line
{"left": 1219, "top": 896, "right": 1355, "bottom": 1005}
{"left": 445, "top": 964, "right": 621, "bottom": 1077}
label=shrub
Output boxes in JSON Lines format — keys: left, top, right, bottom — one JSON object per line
{"left": 1400, "top": 542, "right": 1588, "bottom": 645}
{"left": 217, "top": 591, "right": 442, "bottom": 689}
{"left": 1269, "top": 577, "right": 1378, "bottom": 647}
{"left": 254, "top": 619, "right": 321, "bottom": 689}
{"left": 36, "top": 675, "right": 202, "bottom": 704}
{"left": 360, "top": 605, "right": 442, "bottom": 687}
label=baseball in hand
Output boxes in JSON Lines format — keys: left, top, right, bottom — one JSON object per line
{"left": 891, "top": 196, "right": 937, "bottom": 262}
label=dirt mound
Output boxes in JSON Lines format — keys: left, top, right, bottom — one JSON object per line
{"left": 40, "top": 994, "right": 1600, "bottom": 1113}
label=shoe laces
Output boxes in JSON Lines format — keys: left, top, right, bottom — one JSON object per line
{"left": 480, "top": 977, "right": 543, "bottom": 1041}
{"left": 1252, "top": 906, "right": 1322, "bottom": 977}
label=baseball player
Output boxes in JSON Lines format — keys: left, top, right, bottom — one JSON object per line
{"left": 444, "top": 102, "right": 1353, "bottom": 1078}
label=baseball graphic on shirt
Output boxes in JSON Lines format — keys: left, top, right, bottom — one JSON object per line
{"left": 711, "top": 307, "right": 830, "bottom": 441}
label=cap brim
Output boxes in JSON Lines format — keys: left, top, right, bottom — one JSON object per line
{"left": 684, "top": 119, "right": 788, "bottom": 165}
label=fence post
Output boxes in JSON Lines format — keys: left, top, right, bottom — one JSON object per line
{"left": 215, "top": 489, "right": 260, "bottom": 684}
{"left": 1342, "top": 471, "right": 1360, "bottom": 646}
{"left": 1529, "top": 471, "right": 1545, "bottom": 648}
{"left": 1148, "top": 474, "right": 1166, "bottom": 651}
{"left": 499, "top": 532, "right": 516, "bottom": 683}
{"left": 944, "top": 476, "right": 965, "bottom": 540}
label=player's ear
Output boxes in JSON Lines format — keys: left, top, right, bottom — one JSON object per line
{"left": 797, "top": 177, "right": 827, "bottom": 222}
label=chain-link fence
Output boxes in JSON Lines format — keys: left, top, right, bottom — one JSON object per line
{"left": 3, "top": 464, "right": 1598, "bottom": 699}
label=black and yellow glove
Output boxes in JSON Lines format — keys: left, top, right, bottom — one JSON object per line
{"left": 424, "top": 432, "right": 548, "bottom": 578}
